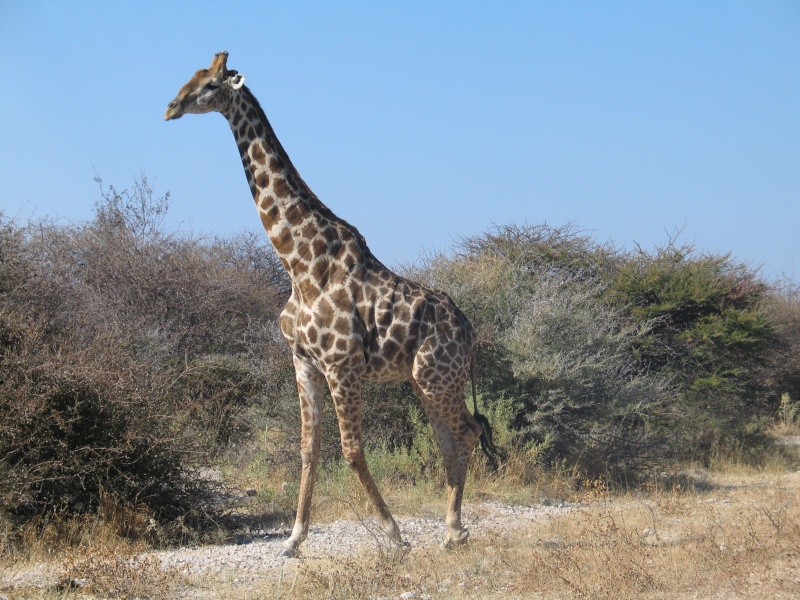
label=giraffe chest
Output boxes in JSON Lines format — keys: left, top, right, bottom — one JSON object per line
{"left": 280, "top": 293, "right": 364, "bottom": 372}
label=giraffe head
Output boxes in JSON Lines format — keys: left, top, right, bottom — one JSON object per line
{"left": 165, "top": 51, "right": 246, "bottom": 121}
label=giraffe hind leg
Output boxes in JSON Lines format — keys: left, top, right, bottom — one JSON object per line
{"left": 411, "top": 380, "right": 481, "bottom": 547}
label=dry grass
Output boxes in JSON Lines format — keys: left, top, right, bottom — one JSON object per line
{"left": 2, "top": 451, "right": 799, "bottom": 599}
{"left": 248, "top": 471, "right": 799, "bottom": 600}
{"left": 294, "top": 443, "right": 578, "bottom": 527}
{"left": 0, "top": 544, "right": 186, "bottom": 600}
{"left": 58, "top": 546, "right": 186, "bottom": 599}
{"left": 0, "top": 495, "right": 186, "bottom": 600}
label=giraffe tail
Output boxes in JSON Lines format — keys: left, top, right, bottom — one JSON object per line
{"left": 470, "top": 352, "right": 507, "bottom": 470}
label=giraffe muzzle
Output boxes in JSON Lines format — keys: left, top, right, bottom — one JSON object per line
{"left": 164, "top": 100, "right": 183, "bottom": 121}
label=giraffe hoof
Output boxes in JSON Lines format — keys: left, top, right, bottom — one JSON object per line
{"left": 440, "top": 528, "right": 470, "bottom": 550}
{"left": 278, "top": 546, "right": 299, "bottom": 558}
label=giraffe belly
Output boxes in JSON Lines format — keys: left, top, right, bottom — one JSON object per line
{"left": 361, "top": 333, "right": 417, "bottom": 384}
{"left": 362, "top": 362, "right": 413, "bottom": 384}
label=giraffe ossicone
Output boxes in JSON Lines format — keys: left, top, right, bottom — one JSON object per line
{"left": 166, "top": 51, "right": 500, "bottom": 557}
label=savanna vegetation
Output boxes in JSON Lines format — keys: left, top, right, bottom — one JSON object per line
{"left": 1, "top": 176, "right": 798, "bottom": 595}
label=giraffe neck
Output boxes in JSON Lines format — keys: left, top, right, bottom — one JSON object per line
{"left": 222, "top": 86, "right": 358, "bottom": 279}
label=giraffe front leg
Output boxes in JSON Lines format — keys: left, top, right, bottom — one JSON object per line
{"left": 280, "top": 356, "right": 325, "bottom": 558}
{"left": 328, "top": 370, "right": 404, "bottom": 545}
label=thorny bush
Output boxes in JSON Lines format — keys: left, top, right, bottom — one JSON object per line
{"left": 1, "top": 180, "right": 797, "bottom": 536}
{"left": 0, "top": 176, "right": 292, "bottom": 534}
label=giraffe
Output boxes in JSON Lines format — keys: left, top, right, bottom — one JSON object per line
{"left": 165, "top": 52, "right": 500, "bottom": 557}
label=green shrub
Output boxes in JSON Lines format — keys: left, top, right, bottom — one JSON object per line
{"left": 403, "top": 224, "right": 794, "bottom": 475}
{"left": 765, "top": 281, "right": 800, "bottom": 407}
{"left": 404, "top": 224, "right": 669, "bottom": 480}
{"left": 610, "top": 240, "right": 778, "bottom": 456}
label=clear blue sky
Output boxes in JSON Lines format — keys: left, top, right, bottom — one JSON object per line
{"left": 2, "top": 1, "right": 798, "bottom": 280}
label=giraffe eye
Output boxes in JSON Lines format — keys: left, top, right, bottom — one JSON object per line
{"left": 205, "top": 83, "right": 219, "bottom": 91}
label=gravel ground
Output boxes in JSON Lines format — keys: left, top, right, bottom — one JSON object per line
{"left": 0, "top": 500, "right": 581, "bottom": 595}
{"left": 156, "top": 501, "right": 580, "bottom": 576}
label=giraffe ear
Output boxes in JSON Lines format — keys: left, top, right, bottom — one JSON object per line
{"left": 228, "top": 73, "right": 246, "bottom": 90}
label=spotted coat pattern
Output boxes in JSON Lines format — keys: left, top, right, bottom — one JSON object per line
{"left": 166, "top": 52, "right": 481, "bottom": 556}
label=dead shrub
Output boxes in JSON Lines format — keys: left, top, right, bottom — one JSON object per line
{"left": 0, "top": 309, "right": 206, "bottom": 526}
{"left": 0, "top": 177, "right": 293, "bottom": 541}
